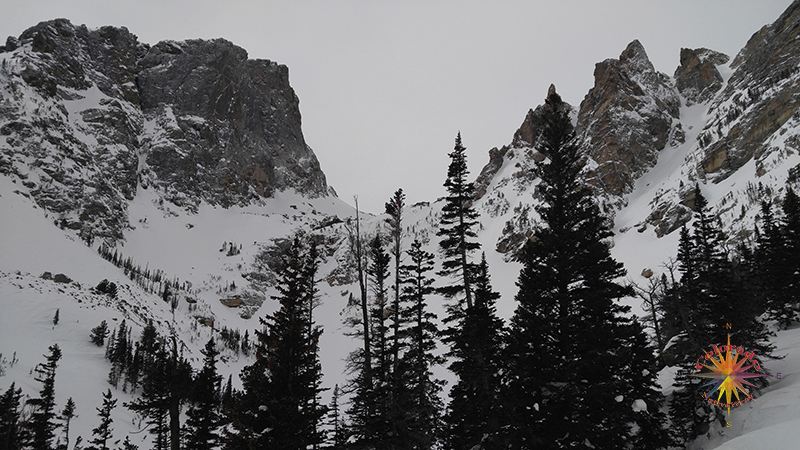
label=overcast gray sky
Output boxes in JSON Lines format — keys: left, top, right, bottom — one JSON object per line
{"left": 1, "top": 0, "right": 794, "bottom": 212}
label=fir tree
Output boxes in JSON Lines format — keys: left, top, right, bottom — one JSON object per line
{"left": 326, "top": 385, "right": 347, "bottom": 450}
{"left": 228, "top": 236, "right": 326, "bottom": 450}
{"left": 87, "top": 390, "right": 116, "bottom": 450}
{"left": 27, "top": 344, "right": 63, "bottom": 450}
{"left": 504, "top": 87, "right": 668, "bottom": 449}
{"left": 384, "top": 188, "right": 406, "bottom": 380}
{"left": 780, "top": 187, "right": 800, "bottom": 325}
{"left": 345, "top": 196, "right": 373, "bottom": 440}
{"left": 58, "top": 398, "right": 77, "bottom": 450}
{"left": 666, "top": 186, "right": 774, "bottom": 444}
{"left": 108, "top": 320, "right": 130, "bottom": 388}
{"left": 126, "top": 338, "right": 192, "bottom": 450}
{"left": 184, "top": 339, "right": 222, "bottom": 450}
{"left": 220, "top": 375, "right": 234, "bottom": 414}
{"left": 0, "top": 382, "right": 25, "bottom": 450}
{"left": 445, "top": 253, "right": 504, "bottom": 450}
{"left": 52, "top": 309, "right": 59, "bottom": 327}
{"left": 367, "top": 233, "right": 392, "bottom": 434}
{"left": 126, "top": 346, "right": 170, "bottom": 450}
{"left": 756, "top": 200, "right": 790, "bottom": 325}
{"left": 437, "top": 133, "right": 481, "bottom": 310}
{"left": 121, "top": 437, "right": 138, "bottom": 450}
{"left": 346, "top": 235, "right": 398, "bottom": 449}
{"left": 90, "top": 320, "right": 109, "bottom": 347}
{"left": 398, "top": 239, "right": 444, "bottom": 450}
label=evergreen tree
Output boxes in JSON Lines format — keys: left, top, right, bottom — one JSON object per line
{"left": 120, "top": 437, "right": 138, "bottom": 450}
{"left": 504, "top": 87, "right": 668, "bottom": 449}
{"left": 666, "top": 186, "right": 774, "bottom": 444}
{"left": 780, "top": 187, "right": 800, "bottom": 325}
{"left": 90, "top": 320, "right": 109, "bottom": 347}
{"left": 384, "top": 188, "right": 406, "bottom": 379}
{"left": 346, "top": 234, "right": 400, "bottom": 449}
{"left": 126, "top": 346, "right": 170, "bottom": 450}
{"left": 220, "top": 375, "right": 234, "bottom": 414}
{"left": 368, "top": 234, "right": 395, "bottom": 446}
{"left": 437, "top": 133, "right": 481, "bottom": 310}
{"left": 326, "top": 385, "right": 347, "bottom": 450}
{"left": 126, "top": 345, "right": 142, "bottom": 395}
{"left": 398, "top": 239, "right": 443, "bottom": 450}
{"left": 756, "top": 200, "right": 790, "bottom": 325}
{"left": 0, "top": 382, "right": 25, "bottom": 450}
{"left": 228, "top": 236, "right": 326, "bottom": 450}
{"left": 87, "top": 390, "right": 116, "bottom": 450}
{"left": 184, "top": 339, "right": 222, "bottom": 450}
{"left": 445, "top": 253, "right": 504, "bottom": 450}
{"left": 345, "top": 197, "right": 374, "bottom": 442}
{"left": 58, "top": 398, "right": 77, "bottom": 450}
{"left": 126, "top": 338, "right": 192, "bottom": 450}
{"left": 52, "top": 309, "right": 59, "bottom": 327}
{"left": 108, "top": 320, "right": 130, "bottom": 388}
{"left": 27, "top": 344, "right": 63, "bottom": 450}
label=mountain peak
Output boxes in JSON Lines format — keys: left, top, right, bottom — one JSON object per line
{"left": 618, "top": 39, "right": 654, "bottom": 73}
{"left": 674, "top": 47, "right": 729, "bottom": 105}
{"left": 0, "top": 19, "right": 331, "bottom": 244}
{"left": 577, "top": 39, "right": 680, "bottom": 197}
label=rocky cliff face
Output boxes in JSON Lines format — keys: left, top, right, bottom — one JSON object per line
{"left": 476, "top": 0, "right": 800, "bottom": 258}
{"left": 694, "top": 0, "right": 800, "bottom": 182}
{"left": 674, "top": 48, "right": 729, "bottom": 106}
{"left": 0, "top": 19, "right": 330, "bottom": 243}
{"left": 577, "top": 40, "right": 682, "bottom": 197}
{"left": 476, "top": 41, "right": 685, "bottom": 257}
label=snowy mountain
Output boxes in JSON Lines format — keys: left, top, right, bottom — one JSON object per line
{"left": 3, "top": 2, "right": 800, "bottom": 449}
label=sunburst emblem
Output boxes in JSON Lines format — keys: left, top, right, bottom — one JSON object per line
{"left": 692, "top": 335, "right": 769, "bottom": 416}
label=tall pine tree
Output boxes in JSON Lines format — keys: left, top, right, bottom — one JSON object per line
{"left": 229, "top": 236, "right": 326, "bottom": 450}
{"left": 87, "top": 390, "right": 116, "bottom": 450}
{"left": 504, "top": 86, "right": 668, "bottom": 449}
{"left": 184, "top": 339, "right": 222, "bottom": 450}
{"left": 444, "top": 253, "right": 504, "bottom": 450}
{"left": 0, "top": 382, "right": 25, "bottom": 450}
{"left": 398, "top": 239, "right": 443, "bottom": 450}
{"left": 26, "top": 344, "right": 62, "bottom": 450}
{"left": 58, "top": 397, "right": 77, "bottom": 450}
{"left": 437, "top": 133, "right": 481, "bottom": 310}
{"left": 384, "top": 188, "right": 406, "bottom": 390}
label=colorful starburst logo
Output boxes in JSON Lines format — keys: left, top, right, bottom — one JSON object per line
{"left": 692, "top": 335, "right": 769, "bottom": 415}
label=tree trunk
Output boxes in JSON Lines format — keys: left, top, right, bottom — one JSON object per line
{"left": 354, "top": 197, "right": 373, "bottom": 407}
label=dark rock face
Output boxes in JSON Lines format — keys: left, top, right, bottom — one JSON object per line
{"left": 0, "top": 19, "right": 330, "bottom": 242}
{"left": 674, "top": 48, "right": 729, "bottom": 105}
{"left": 696, "top": 0, "right": 800, "bottom": 182}
{"left": 577, "top": 40, "right": 681, "bottom": 196}
{"left": 136, "top": 38, "right": 328, "bottom": 207}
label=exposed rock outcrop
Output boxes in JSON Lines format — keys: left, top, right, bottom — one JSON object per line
{"left": 674, "top": 48, "right": 729, "bottom": 105}
{"left": 0, "top": 19, "right": 331, "bottom": 243}
{"left": 577, "top": 40, "right": 681, "bottom": 196}
{"left": 697, "top": 0, "right": 800, "bottom": 181}
{"left": 474, "top": 84, "right": 574, "bottom": 201}
{"left": 137, "top": 39, "right": 328, "bottom": 204}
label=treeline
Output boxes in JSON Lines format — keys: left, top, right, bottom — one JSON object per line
{"left": 0, "top": 345, "right": 139, "bottom": 450}
{"left": 4, "top": 89, "right": 798, "bottom": 450}
{"left": 97, "top": 245, "right": 188, "bottom": 297}
{"left": 323, "top": 89, "right": 673, "bottom": 450}
{"left": 638, "top": 182, "right": 799, "bottom": 444}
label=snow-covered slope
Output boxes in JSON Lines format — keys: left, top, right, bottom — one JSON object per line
{"left": 5, "top": 3, "right": 800, "bottom": 449}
